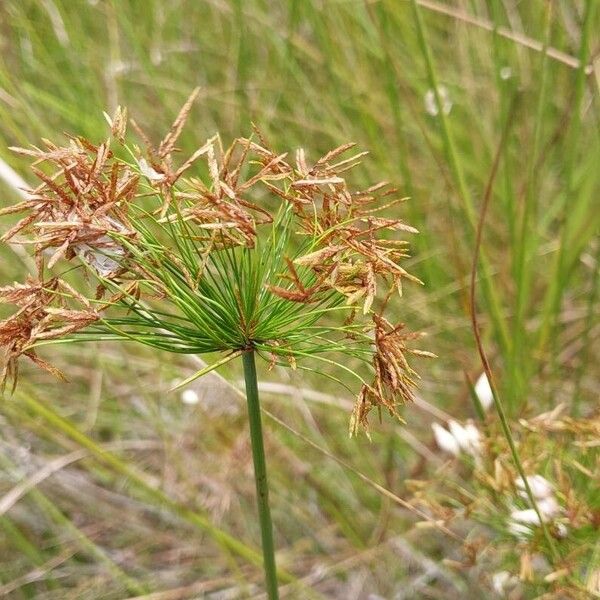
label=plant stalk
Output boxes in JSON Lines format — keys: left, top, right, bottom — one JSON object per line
{"left": 242, "top": 349, "right": 279, "bottom": 600}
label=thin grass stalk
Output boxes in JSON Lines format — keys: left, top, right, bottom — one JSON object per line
{"left": 489, "top": 0, "right": 517, "bottom": 254}
{"left": 0, "top": 450, "right": 146, "bottom": 595}
{"left": 572, "top": 239, "right": 600, "bottom": 415}
{"left": 13, "top": 392, "right": 268, "bottom": 573}
{"left": 8, "top": 390, "right": 328, "bottom": 597}
{"left": 0, "top": 516, "right": 55, "bottom": 597}
{"left": 510, "top": 3, "right": 553, "bottom": 407}
{"left": 409, "top": 0, "right": 511, "bottom": 359}
{"left": 536, "top": 0, "right": 595, "bottom": 357}
{"left": 242, "top": 349, "right": 279, "bottom": 600}
{"left": 367, "top": 1, "right": 436, "bottom": 286}
{"left": 469, "top": 100, "right": 560, "bottom": 564}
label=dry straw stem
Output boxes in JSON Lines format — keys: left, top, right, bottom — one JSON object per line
{"left": 417, "top": 0, "right": 594, "bottom": 74}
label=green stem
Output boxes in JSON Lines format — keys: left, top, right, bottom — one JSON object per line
{"left": 510, "top": 3, "right": 552, "bottom": 406}
{"left": 410, "top": 0, "right": 511, "bottom": 360}
{"left": 572, "top": 238, "right": 600, "bottom": 414}
{"left": 536, "top": 0, "right": 595, "bottom": 358}
{"left": 242, "top": 349, "right": 279, "bottom": 600}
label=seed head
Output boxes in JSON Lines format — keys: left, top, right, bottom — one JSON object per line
{"left": 0, "top": 90, "right": 431, "bottom": 433}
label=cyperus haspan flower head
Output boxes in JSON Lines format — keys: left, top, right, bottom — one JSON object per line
{"left": 0, "top": 90, "right": 432, "bottom": 433}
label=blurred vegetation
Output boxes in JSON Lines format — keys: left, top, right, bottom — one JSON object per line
{"left": 0, "top": 1, "right": 598, "bottom": 598}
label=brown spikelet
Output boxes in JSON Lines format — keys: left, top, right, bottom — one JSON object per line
{"left": 158, "top": 87, "right": 201, "bottom": 158}
{"left": 0, "top": 277, "right": 100, "bottom": 389}
{"left": 105, "top": 105, "right": 127, "bottom": 142}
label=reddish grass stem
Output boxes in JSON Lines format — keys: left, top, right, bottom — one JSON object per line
{"left": 468, "top": 98, "right": 559, "bottom": 563}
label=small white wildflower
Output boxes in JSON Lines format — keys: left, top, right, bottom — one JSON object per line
{"left": 500, "top": 66, "right": 513, "bottom": 80}
{"left": 537, "top": 496, "right": 561, "bottom": 519}
{"left": 555, "top": 522, "right": 568, "bottom": 538}
{"left": 448, "top": 419, "right": 482, "bottom": 456}
{"left": 462, "top": 421, "right": 483, "bottom": 456}
{"left": 138, "top": 158, "right": 165, "bottom": 181}
{"left": 474, "top": 372, "right": 494, "bottom": 410}
{"left": 492, "top": 571, "right": 509, "bottom": 594}
{"left": 447, "top": 419, "right": 467, "bottom": 443}
{"left": 181, "top": 388, "right": 200, "bottom": 405}
{"left": 424, "top": 85, "right": 452, "bottom": 117}
{"left": 508, "top": 490, "right": 562, "bottom": 540}
{"left": 492, "top": 570, "right": 518, "bottom": 595}
{"left": 510, "top": 497, "right": 560, "bottom": 527}
{"left": 510, "top": 508, "right": 542, "bottom": 525}
{"left": 508, "top": 520, "right": 533, "bottom": 539}
{"left": 515, "top": 474, "right": 553, "bottom": 500}
{"left": 431, "top": 422, "right": 460, "bottom": 456}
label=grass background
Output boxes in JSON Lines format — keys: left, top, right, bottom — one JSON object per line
{"left": 0, "top": 1, "right": 598, "bottom": 598}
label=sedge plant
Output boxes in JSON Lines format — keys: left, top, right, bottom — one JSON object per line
{"left": 0, "top": 90, "right": 431, "bottom": 597}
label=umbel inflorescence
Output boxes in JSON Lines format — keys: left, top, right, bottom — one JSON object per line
{"left": 0, "top": 89, "right": 432, "bottom": 434}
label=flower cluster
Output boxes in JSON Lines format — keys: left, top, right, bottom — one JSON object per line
{"left": 0, "top": 278, "right": 98, "bottom": 387}
{"left": 508, "top": 474, "right": 565, "bottom": 540}
{"left": 265, "top": 146, "right": 421, "bottom": 311}
{"left": 351, "top": 315, "right": 433, "bottom": 434}
{"left": 420, "top": 396, "right": 596, "bottom": 596}
{"left": 0, "top": 90, "right": 429, "bottom": 432}
{"left": 2, "top": 137, "right": 138, "bottom": 275}
{"left": 431, "top": 419, "right": 483, "bottom": 459}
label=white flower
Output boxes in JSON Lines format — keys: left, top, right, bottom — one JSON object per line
{"left": 555, "top": 523, "right": 568, "bottom": 538}
{"left": 510, "top": 508, "right": 542, "bottom": 525}
{"left": 424, "top": 85, "right": 452, "bottom": 116}
{"left": 537, "top": 496, "right": 561, "bottom": 519}
{"left": 492, "top": 570, "right": 518, "bottom": 595}
{"left": 515, "top": 474, "right": 553, "bottom": 500}
{"left": 508, "top": 520, "right": 533, "bottom": 539}
{"left": 431, "top": 423, "right": 460, "bottom": 456}
{"left": 474, "top": 372, "right": 494, "bottom": 410}
{"left": 510, "top": 497, "right": 560, "bottom": 526}
{"left": 447, "top": 419, "right": 467, "bottom": 444}
{"left": 500, "top": 66, "right": 513, "bottom": 80}
{"left": 508, "top": 494, "right": 562, "bottom": 540}
{"left": 181, "top": 389, "right": 200, "bottom": 405}
{"left": 464, "top": 422, "right": 483, "bottom": 457}
{"left": 448, "top": 419, "right": 482, "bottom": 457}
{"left": 138, "top": 158, "right": 165, "bottom": 181}
{"left": 432, "top": 420, "right": 483, "bottom": 459}
{"left": 507, "top": 485, "right": 564, "bottom": 541}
